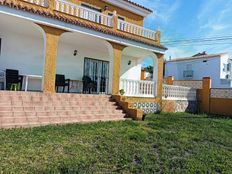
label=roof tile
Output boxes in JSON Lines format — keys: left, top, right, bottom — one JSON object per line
{"left": 0, "top": 0, "right": 166, "bottom": 50}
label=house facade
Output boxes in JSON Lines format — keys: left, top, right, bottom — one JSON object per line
{"left": 0, "top": 0, "right": 167, "bottom": 125}
{"left": 165, "top": 53, "right": 232, "bottom": 88}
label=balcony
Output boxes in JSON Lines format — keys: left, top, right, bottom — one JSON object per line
{"left": 120, "top": 79, "right": 157, "bottom": 97}
{"left": 22, "top": 0, "right": 48, "bottom": 7}
{"left": 22, "top": 0, "right": 160, "bottom": 42}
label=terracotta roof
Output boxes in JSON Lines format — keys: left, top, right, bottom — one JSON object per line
{"left": 0, "top": 0, "right": 166, "bottom": 50}
{"left": 166, "top": 53, "right": 228, "bottom": 63}
{"left": 122, "top": 0, "right": 153, "bottom": 13}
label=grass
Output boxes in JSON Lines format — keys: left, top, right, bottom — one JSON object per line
{"left": 0, "top": 113, "right": 232, "bottom": 173}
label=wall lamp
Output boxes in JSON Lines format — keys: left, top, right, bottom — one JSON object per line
{"left": 74, "top": 50, "right": 78, "bottom": 56}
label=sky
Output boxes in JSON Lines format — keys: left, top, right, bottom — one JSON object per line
{"left": 134, "top": 0, "right": 232, "bottom": 66}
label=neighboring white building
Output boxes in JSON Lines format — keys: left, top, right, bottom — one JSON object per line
{"left": 165, "top": 53, "right": 232, "bottom": 88}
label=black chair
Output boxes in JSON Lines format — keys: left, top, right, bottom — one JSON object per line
{"left": 82, "top": 76, "right": 97, "bottom": 94}
{"left": 5, "top": 69, "right": 23, "bottom": 91}
{"left": 55, "top": 74, "right": 70, "bottom": 93}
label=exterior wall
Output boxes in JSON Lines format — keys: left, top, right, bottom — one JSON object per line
{"left": 162, "top": 100, "right": 198, "bottom": 113}
{"left": 120, "top": 56, "right": 141, "bottom": 80}
{"left": 0, "top": 21, "right": 44, "bottom": 91}
{"left": 210, "top": 88, "right": 232, "bottom": 116}
{"left": 57, "top": 32, "right": 114, "bottom": 93}
{"left": 210, "top": 98, "right": 232, "bottom": 116}
{"left": 165, "top": 56, "right": 232, "bottom": 88}
{"left": 197, "top": 78, "right": 232, "bottom": 117}
{"left": 72, "top": 0, "right": 144, "bottom": 26}
{"left": 122, "top": 96, "right": 161, "bottom": 114}
{"left": 173, "top": 80, "right": 202, "bottom": 89}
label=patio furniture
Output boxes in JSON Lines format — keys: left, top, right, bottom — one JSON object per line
{"left": 10, "top": 83, "right": 20, "bottom": 91}
{"left": 55, "top": 74, "right": 70, "bottom": 93}
{"left": 22, "top": 74, "right": 43, "bottom": 92}
{"left": 5, "top": 69, "right": 23, "bottom": 91}
{"left": 82, "top": 76, "right": 97, "bottom": 94}
{"left": 0, "top": 70, "right": 5, "bottom": 90}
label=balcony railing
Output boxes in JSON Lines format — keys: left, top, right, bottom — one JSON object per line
{"left": 120, "top": 79, "right": 156, "bottom": 97}
{"left": 55, "top": 0, "right": 113, "bottom": 27}
{"left": 22, "top": 0, "right": 48, "bottom": 7}
{"left": 162, "top": 84, "right": 197, "bottom": 101}
{"left": 118, "top": 20, "right": 158, "bottom": 40}
{"left": 21, "top": 0, "right": 159, "bottom": 41}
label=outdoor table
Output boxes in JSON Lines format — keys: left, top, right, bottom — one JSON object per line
{"left": 22, "top": 74, "right": 43, "bottom": 92}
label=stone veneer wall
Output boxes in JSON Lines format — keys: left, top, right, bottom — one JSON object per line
{"left": 162, "top": 100, "right": 198, "bottom": 113}
{"left": 173, "top": 80, "right": 202, "bottom": 89}
{"left": 209, "top": 88, "right": 232, "bottom": 116}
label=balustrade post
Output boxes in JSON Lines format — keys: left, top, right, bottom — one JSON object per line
{"left": 201, "top": 77, "right": 211, "bottom": 113}
{"left": 109, "top": 42, "right": 126, "bottom": 95}
{"left": 166, "top": 76, "right": 174, "bottom": 85}
{"left": 155, "top": 30, "right": 161, "bottom": 43}
{"left": 48, "top": 0, "right": 55, "bottom": 10}
{"left": 113, "top": 10, "right": 118, "bottom": 31}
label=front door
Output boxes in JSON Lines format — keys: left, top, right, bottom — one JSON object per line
{"left": 84, "top": 58, "right": 109, "bottom": 94}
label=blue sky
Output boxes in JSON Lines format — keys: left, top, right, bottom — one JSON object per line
{"left": 134, "top": 0, "right": 232, "bottom": 66}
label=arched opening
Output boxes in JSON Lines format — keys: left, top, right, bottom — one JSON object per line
{"left": 56, "top": 32, "right": 114, "bottom": 94}
{"left": 120, "top": 47, "right": 158, "bottom": 97}
{"left": 0, "top": 13, "right": 45, "bottom": 91}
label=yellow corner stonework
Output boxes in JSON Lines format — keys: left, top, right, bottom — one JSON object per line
{"left": 38, "top": 24, "right": 67, "bottom": 93}
{"left": 156, "top": 53, "right": 164, "bottom": 106}
{"left": 110, "top": 42, "right": 127, "bottom": 95}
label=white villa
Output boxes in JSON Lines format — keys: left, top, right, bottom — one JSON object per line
{"left": 165, "top": 52, "right": 232, "bottom": 88}
{"left": 0, "top": 0, "right": 167, "bottom": 128}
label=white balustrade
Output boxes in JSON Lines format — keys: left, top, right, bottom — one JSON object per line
{"left": 120, "top": 79, "right": 156, "bottom": 97}
{"left": 162, "top": 84, "right": 197, "bottom": 101}
{"left": 118, "top": 19, "right": 158, "bottom": 40}
{"left": 55, "top": 0, "right": 113, "bottom": 27}
{"left": 22, "top": 0, "right": 48, "bottom": 7}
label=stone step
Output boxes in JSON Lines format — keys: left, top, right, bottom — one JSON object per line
{"left": 0, "top": 117, "right": 127, "bottom": 129}
{"left": 0, "top": 101, "right": 118, "bottom": 107}
{"left": 0, "top": 115, "right": 127, "bottom": 129}
{"left": 0, "top": 97, "right": 112, "bottom": 102}
{"left": 0, "top": 105, "right": 121, "bottom": 112}
{"left": 0, "top": 92, "right": 111, "bottom": 99}
{"left": 0, "top": 91, "right": 127, "bottom": 129}
{"left": 0, "top": 109, "right": 125, "bottom": 117}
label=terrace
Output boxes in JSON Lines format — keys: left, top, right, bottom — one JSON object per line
{"left": 21, "top": 0, "right": 160, "bottom": 42}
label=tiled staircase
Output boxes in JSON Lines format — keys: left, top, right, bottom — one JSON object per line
{"left": 0, "top": 91, "right": 128, "bottom": 129}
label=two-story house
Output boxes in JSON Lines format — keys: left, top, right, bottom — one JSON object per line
{"left": 0, "top": 0, "right": 167, "bottom": 128}
{"left": 165, "top": 52, "right": 232, "bottom": 88}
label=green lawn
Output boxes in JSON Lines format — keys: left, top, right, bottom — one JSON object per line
{"left": 0, "top": 113, "right": 232, "bottom": 174}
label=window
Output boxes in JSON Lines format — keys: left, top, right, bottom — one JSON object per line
{"left": 108, "top": 13, "right": 125, "bottom": 20}
{"left": 183, "top": 70, "right": 194, "bottom": 79}
{"left": 223, "top": 63, "right": 226, "bottom": 72}
{"left": 81, "top": 3, "right": 102, "bottom": 12}
{"left": 227, "top": 63, "right": 231, "bottom": 71}
{"left": 108, "top": 13, "right": 125, "bottom": 30}
{"left": 80, "top": 3, "right": 102, "bottom": 23}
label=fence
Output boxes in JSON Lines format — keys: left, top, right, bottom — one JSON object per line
{"left": 208, "top": 88, "right": 232, "bottom": 116}
{"left": 120, "top": 79, "right": 156, "bottom": 98}
{"left": 55, "top": 0, "right": 113, "bottom": 27}
{"left": 22, "top": 0, "right": 48, "bottom": 7}
{"left": 117, "top": 20, "right": 158, "bottom": 40}
{"left": 162, "top": 84, "right": 197, "bottom": 101}
{"left": 173, "top": 80, "right": 202, "bottom": 89}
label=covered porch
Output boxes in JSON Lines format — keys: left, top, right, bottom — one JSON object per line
{"left": 0, "top": 12, "right": 164, "bottom": 99}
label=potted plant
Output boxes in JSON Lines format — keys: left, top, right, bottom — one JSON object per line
{"left": 119, "top": 89, "right": 125, "bottom": 96}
